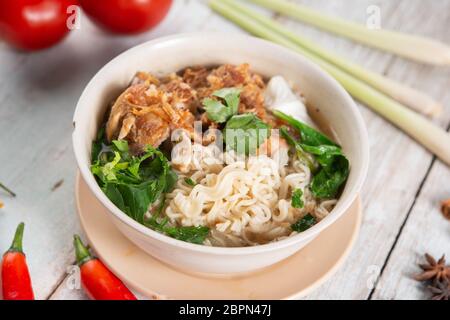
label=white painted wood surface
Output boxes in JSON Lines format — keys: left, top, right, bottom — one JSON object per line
{"left": 1, "top": 0, "right": 449, "bottom": 300}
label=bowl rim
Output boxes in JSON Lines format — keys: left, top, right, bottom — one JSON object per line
{"left": 73, "top": 32, "right": 369, "bottom": 255}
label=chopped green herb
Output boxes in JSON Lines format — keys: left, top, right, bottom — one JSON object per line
{"left": 291, "top": 188, "right": 304, "bottom": 208}
{"left": 291, "top": 214, "right": 316, "bottom": 232}
{"left": 225, "top": 113, "right": 270, "bottom": 155}
{"left": 184, "top": 177, "right": 197, "bottom": 187}
{"left": 165, "top": 225, "right": 209, "bottom": 244}
{"left": 146, "top": 217, "right": 209, "bottom": 245}
{"left": 202, "top": 87, "right": 241, "bottom": 123}
{"left": 145, "top": 197, "right": 209, "bottom": 244}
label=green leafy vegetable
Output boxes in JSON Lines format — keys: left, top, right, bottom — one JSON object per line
{"left": 301, "top": 144, "right": 349, "bottom": 199}
{"left": 291, "top": 188, "right": 304, "bottom": 208}
{"left": 184, "top": 177, "right": 197, "bottom": 187}
{"left": 91, "top": 139, "right": 209, "bottom": 244}
{"left": 224, "top": 113, "right": 270, "bottom": 155}
{"left": 274, "top": 111, "right": 349, "bottom": 199}
{"left": 91, "top": 141, "right": 175, "bottom": 224}
{"left": 202, "top": 87, "right": 241, "bottom": 123}
{"left": 164, "top": 226, "right": 210, "bottom": 244}
{"left": 91, "top": 126, "right": 107, "bottom": 163}
{"left": 309, "top": 156, "right": 349, "bottom": 199}
{"left": 280, "top": 127, "right": 317, "bottom": 172}
{"left": 145, "top": 196, "right": 209, "bottom": 244}
{"left": 146, "top": 218, "right": 209, "bottom": 244}
{"left": 274, "top": 110, "right": 337, "bottom": 147}
{"left": 291, "top": 213, "right": 316, "bottom": 232}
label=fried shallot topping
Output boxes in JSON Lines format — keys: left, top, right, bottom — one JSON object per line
{"left": 106, "top": 64, "right": 278, "bottom": 155}
{"left": 183, "top": 64, "right": 277, "bottom": 126}
{"left": 106, "top": 76, "right": 195, "bottom": 154}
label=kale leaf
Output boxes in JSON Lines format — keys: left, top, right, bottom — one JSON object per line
{"left": 274, "top": 110, "right": 349, "bottom": 199}
{"left": 301, "top": 144, "right": 349, "bottom": 199}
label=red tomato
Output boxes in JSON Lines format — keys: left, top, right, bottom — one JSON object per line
{"left": 0, "top": 0, "right": 78, "bottom": 51}
{"left": 79, "top": 0, "right": 172, "bottom": 35}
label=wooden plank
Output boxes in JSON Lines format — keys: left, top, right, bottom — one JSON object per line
{"left": 60, "top": 0, "right": 441, "bottom": 299}
{"left": 369, "top": 0, "right": 450, "bottom": 297}
{"left": 370, "top": 154, "right": 450, "bottom": 300}
{"left": 283, "top": 0, "right": 450, "bottom": 299}
{"left": 50, "top": 0, "right": 449, "bottom": 300}
{"left": 0, "top": 0, "right": 240, "bottom": 300}
{"left": 49, "top": 284, "right": 89, "bottom": 300}
{"left": 0, "top": 0, "right": 197, "bottom": 299}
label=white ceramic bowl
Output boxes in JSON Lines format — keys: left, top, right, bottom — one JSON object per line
{"left": 73, "top": 33, "right": 369, "bottom": 275}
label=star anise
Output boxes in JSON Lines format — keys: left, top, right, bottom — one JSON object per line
{"left": 428, "top": 280, "right": 450, "bottom": 300}
{"left": 414, "top": 253, "right": 450, "bottom": 283}
{"left": 442, "top": 199, "right": 450, "bottom": 220}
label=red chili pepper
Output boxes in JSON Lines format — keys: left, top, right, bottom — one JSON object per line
{"left": 73, "top": 235, "right": 137, "bottom": 300}
{"left": 2, "top": 222, "right": 35, "bottom": 300}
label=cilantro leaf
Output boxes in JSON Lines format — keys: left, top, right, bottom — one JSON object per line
{"left": 291, "top": 188, "right": 304, "bottom": 208}
{"left": 291, "top": 214, "right": 316, "bottom": 232}
{"left": 224, "top": 113, "right": 270, "bottom": 155}
{"left": 202, "top": 87, "right": 241, "bottom": 123}
{"left": 213, "top": 87, "right": 241, "bottom": 111}
{"left": 184, "top": 177, "right": 197, "bottom": 187}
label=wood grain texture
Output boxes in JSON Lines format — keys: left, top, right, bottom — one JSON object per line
{"left": 279, "top": 0, "right": 450, "bottom": 300}
{"left": 0, "top": 0, "right": 449, "bottom": 300}
{"left": 370, "top": 154, "right": 450, "bottom": 300}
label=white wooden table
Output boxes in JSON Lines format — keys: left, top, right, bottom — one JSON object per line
{"left": 0, "top": 0, "right": 449, "bottom": 300}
